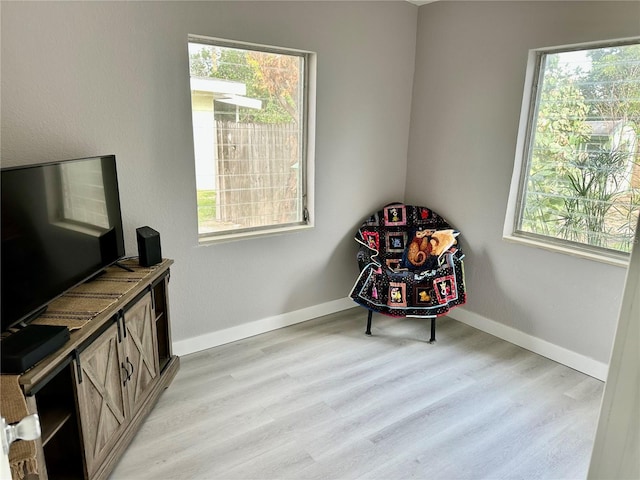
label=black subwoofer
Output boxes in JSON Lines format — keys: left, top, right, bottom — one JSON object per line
{"left": 136, "top": 226, "right": 162, "bottom": 267}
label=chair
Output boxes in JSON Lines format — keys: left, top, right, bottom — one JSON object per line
{"left": 349, "top": 202, "right": 466, "bottom": 342}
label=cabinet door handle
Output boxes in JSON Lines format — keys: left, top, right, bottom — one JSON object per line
{"left": 126, "top": 357, "right": 134, "bottom": 382}
{"left": 121, "top": 357, "right": 134, "bottom": 386}
{"left": 121, "top": 362, "right": 129, "bottom": 386}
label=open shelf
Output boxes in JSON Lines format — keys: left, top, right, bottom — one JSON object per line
{"left": 42, "top": 418, "right": 84, "bottom": 479}
{"left": 152, "top": 277, "right": 171, "bottom": 373}
{"left": 40, "top": 408, "right": 72, "bottom": 446}
{"left": 33, "top": 362, "right": 84, "bottom": 479}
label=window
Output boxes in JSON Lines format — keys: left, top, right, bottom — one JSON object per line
{"left": 188, "top": 35, "right": 315, "bottom": 241}
{"left": 505, "top": 39, "right": 640, "bottom": 262}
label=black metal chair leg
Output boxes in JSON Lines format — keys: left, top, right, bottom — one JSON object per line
{"left": 365, "top": 310, "right": 372, "bottom": 335}
{"left": 429, "top": 317, "right": 436, "bottom": 343}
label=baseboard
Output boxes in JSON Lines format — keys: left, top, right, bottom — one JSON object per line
{"left": 172, "top": 298, "right": 609, "bottom": 381}
{"left": 446, "top": 307, "right": 609, "bottom": 381}
{"left": 172, "top": 297, "right": 356, "bottom": 357}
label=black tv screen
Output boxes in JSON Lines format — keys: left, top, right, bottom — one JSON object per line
{"left": 1, "top": 155, "right": 125, "bottom": 331}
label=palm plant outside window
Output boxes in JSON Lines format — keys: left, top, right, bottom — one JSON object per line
{"left": 510, "top": 40, "right": 640, "bottom": 260}
{"left": 188, "top": 36, "right": 313, "bottom": 240}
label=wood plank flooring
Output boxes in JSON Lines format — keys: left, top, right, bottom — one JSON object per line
{"left": 110, "top": 308, "right": 604, "bottom": 480}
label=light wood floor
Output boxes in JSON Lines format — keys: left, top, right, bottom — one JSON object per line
{"left": 110, "top": 309, "right": 604, "bottom": 480}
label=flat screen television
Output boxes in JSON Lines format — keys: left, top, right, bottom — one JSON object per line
{"left": 1, "top": 155, "right": 125, "bottom": 332}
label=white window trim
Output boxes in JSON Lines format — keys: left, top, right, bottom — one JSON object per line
{"left": 188, "top": 35, "right": 317, "bottom": 244}
{"left": 504, "top": 37, "right": 639, "bottom": 268}
{"left": 197, "top": 223, "right": 315, "bottom": 246}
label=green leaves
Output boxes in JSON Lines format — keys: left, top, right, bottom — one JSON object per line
{"left": 521, "top": 43, "right": 640, "bottom": 253}
{"left": 189, "top": 44, "right": 299, "bottom": 124}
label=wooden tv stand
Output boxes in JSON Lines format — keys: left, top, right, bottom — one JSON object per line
{"left": 15, "top": 258, "right": 180, "bottom": 480}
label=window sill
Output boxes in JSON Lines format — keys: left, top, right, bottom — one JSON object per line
{"left": 503, "top": 233, "right": 630, "bottom": 268}
{"left": 198, "top": 223, "right": 314, "bottom": 245}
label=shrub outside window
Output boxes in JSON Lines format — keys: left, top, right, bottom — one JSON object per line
{"left": 506, "top": 39, "right": 640, "bottom": 262}
{"left": 188, "top": 36, "right": 314, "bottom": 241}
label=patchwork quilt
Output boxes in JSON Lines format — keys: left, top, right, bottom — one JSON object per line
{"left": 350, "top": 203, "right": 466, "bottom": 318}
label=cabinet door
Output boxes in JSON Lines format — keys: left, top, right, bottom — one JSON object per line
{"left": 123, "top": 292, "right": 159, "bottom": 416}
{"left": 74, "top": 322, "right": 128, "bottom": 477}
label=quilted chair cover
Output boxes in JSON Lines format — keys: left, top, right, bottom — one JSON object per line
{"left": 350, "top": 203, "right": 466, "bottom": 320}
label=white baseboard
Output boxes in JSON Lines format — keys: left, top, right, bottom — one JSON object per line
{"left": 446, "top": 307, "right": 608, "bottom": 381}
{"left": 172, "top": 297, "right": 355, "bottom": 357}
{"left": 172, "top": 298, "right": 608, "bottom": 381}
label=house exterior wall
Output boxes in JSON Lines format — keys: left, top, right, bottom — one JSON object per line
{"left": 407, "top": 1, "right": 640, "bottom": 366}
{"left": 191, "top": 93, "right": 216, "bottom": 191}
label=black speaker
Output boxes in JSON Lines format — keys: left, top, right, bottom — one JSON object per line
{"left": 136, "top": 226, "right": 162, "bottom": 267}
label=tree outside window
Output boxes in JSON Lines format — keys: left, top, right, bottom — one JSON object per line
{"left": 515, "top": 41, "right": 640, "bottom": 256}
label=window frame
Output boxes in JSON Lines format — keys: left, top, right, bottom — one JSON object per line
{"left": 504, "top": 37, "right": 640, "bottom": 267}
{"left": 188, "top": 35, "right": 316, "bottom": 244}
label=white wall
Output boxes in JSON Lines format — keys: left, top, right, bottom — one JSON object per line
{"left": 1, "top": 1, "right": 417, "bottom": 345}
{"left": 407, "top": 1, "right": 640, "bottom": 367}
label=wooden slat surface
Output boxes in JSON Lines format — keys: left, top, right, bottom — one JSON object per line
{"left": 110, "top": 308, "right": 603, "bottom": 480}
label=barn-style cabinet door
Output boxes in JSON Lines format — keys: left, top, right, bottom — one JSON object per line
{"left": 73, "top": 322, "right": 128, "bottom": 478}
{"left": 122, "top": 292, "right": 160, "bottom": 416}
